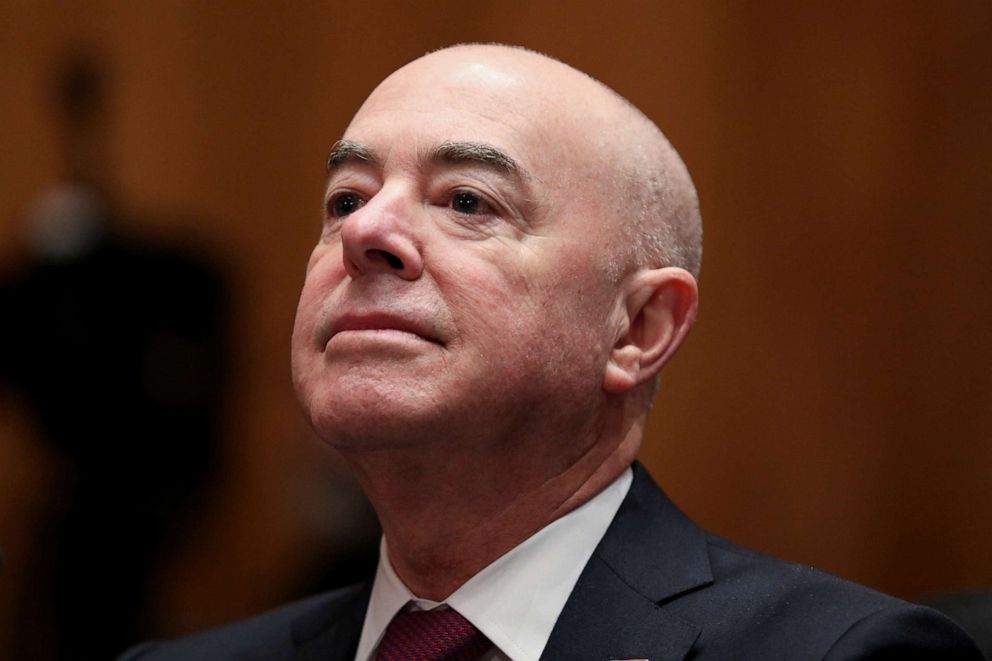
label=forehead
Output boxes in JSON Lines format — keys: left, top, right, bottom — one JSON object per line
{"left": 343, "top": 53, "right": 586, "bottom": 180}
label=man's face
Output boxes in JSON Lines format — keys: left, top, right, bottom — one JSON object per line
{"left": 291, "top": 49, "right": 623, "bottom": 449}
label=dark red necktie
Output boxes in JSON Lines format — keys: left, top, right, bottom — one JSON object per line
{"left": 376, "top": 606, "right": 492, "bottom": 660}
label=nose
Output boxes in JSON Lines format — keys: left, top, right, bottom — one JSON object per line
{"left": 340, "top": 192, "right": 424, "bottom": 281}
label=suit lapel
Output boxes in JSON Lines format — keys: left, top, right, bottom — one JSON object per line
{"left": 290, "top": 582, "right": 372, "bottom": 661}
{"left": 541, "top": 463, "right": 712, "bottom": 661}
{"left": 542, "top": 554, "right": 701, "bottom": 661}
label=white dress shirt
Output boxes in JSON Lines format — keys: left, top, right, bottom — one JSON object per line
{"left": 354, "top": 467, "right": 633, "bottom": 661}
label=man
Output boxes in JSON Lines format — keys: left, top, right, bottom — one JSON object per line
{"left": 121, "top": 45, "right": 982, "bottom": 660}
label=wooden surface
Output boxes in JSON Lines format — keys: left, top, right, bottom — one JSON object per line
{"left": 1, "top": 0, "right": 990, "bottom": 645}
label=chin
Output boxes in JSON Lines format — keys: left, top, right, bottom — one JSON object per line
{"left": 301, "top": 376, "right": 452, "bottom": 450}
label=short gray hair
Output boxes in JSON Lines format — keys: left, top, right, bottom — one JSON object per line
{"left": 603, "top": 94, "right": 703, "bottom": 281}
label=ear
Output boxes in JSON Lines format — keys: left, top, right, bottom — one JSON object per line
{"left": 603, "top": 267, "right": 698, "bottom": 394}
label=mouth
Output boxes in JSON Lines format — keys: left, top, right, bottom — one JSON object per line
{"left": 324, "top": 312, "right": 445, "bottom": 350}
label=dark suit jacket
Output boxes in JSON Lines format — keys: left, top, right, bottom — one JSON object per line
{"left": 119, "top": 464, "right": 983, "bottom": 660}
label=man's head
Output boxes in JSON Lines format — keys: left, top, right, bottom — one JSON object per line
{"left": 291, "top": 44, "right": 700, "bottom": 460}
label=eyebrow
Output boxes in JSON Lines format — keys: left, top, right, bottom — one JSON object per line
{"left": 427, "top": 141, "right": 520, "bottom": 176}
{"left": 326, "top": 139, "right": 377, "bottom": 174}
{"left": 326, "top": 139, "right": 524, "bottom": 180}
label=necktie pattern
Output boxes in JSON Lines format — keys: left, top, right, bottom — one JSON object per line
{"left": 376, "top": 606, "right": 492, "bottom": 660}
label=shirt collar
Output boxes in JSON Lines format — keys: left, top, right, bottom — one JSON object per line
{"left": 354, "top": 467, "right": 633, "bottom": 661}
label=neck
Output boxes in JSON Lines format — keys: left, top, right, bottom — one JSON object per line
{"left": 338, "top": 397, "right": 644, "bottom": 600}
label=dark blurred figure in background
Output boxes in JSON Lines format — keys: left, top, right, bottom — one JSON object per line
{"left": 0, "top": 51, "right": 228, "bottom": 660}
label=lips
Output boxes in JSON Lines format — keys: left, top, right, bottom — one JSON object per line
{"left": 323, "top": 312, "right": 444, "bottom": 349}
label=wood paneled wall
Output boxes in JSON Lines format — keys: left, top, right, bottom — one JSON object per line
{"left": 2, "top": 0, "right": 990, "bottom": 644}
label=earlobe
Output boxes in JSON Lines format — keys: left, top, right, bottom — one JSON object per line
{"left": 603, "top": 267, "right": 698, "bottom": 394}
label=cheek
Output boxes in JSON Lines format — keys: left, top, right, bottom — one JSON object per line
{"left": 293, "top": 264, "right": 323, "bottom": 340}
{"left": 439, "top": 250, "right": 611, "bottom": 373}
{"left": 439, "top": 252, "right": 537, "bottom": 328}
{"left": 290, "top": 290, "right": 317, "bottom": 357}
{"left": 290, "top": 290, "right": 320, "bottom": 401}
{"left": 291, "top": 247, "right": 342, "bottom": 369}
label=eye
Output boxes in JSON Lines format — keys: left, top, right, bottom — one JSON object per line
{"left": 328, "top": 192, "right": 365, "bottom": 218}
{"left": 451, "top": 190, "right": 491, "bottom": 215}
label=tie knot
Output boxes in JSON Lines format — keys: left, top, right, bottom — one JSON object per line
{"left": 377, "top": 606, "right": 491, "bottom": 661}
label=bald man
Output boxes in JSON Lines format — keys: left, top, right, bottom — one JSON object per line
{"left": 119, "top": 45, "right": 981, "bottom": 661}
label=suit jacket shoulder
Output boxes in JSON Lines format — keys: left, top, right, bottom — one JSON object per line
{"left": 541, "top": 463, "right": 983, "bottom": 660}
{"left": 684, "top": 534, "right": 981, "bottom": 659}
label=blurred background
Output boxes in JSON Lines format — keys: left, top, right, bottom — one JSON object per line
{"left": 1, "top": 1, "right": 990, "bottom": 659}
